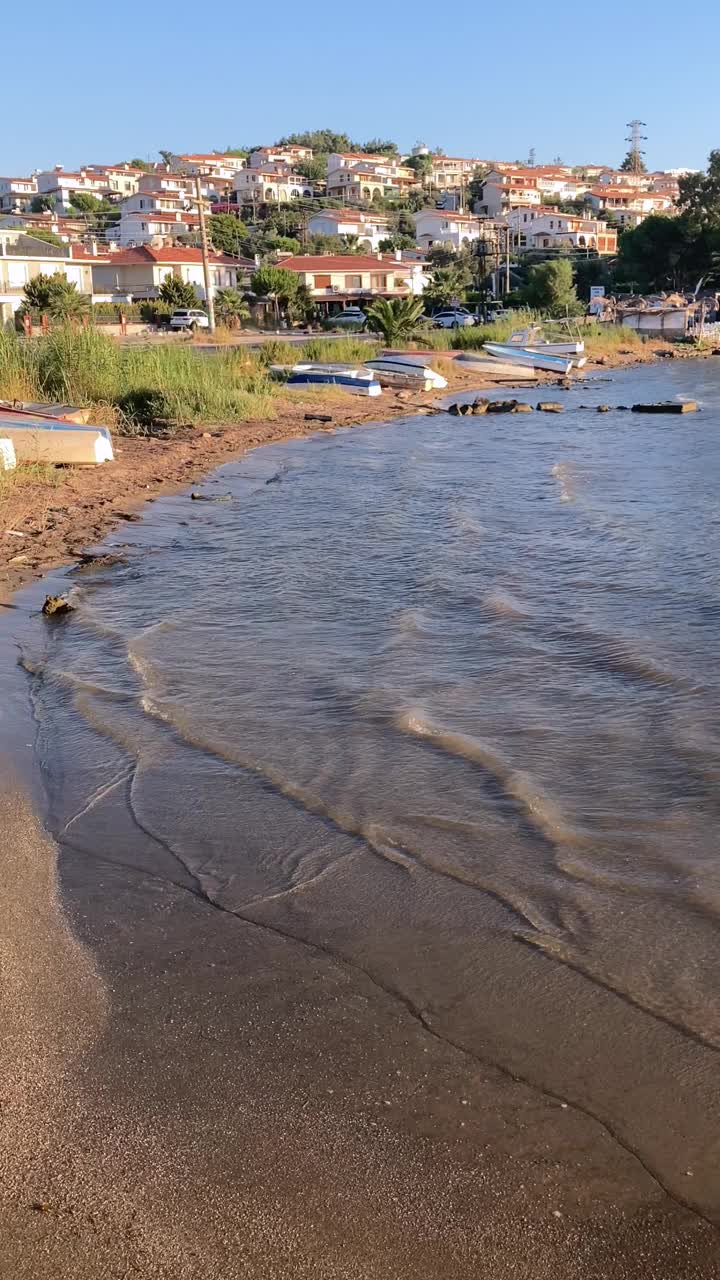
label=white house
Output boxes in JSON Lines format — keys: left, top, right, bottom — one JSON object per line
{"left": 0, "top": 229, "right": 93, "bottom": 325}
{"left": 233, "top": 169, "right": 313, "bottom": 203}
{"left": 306, "top": 210, "right": 390, "bottom": 251}
{"left": 276, "top": 253, "right": 428, "bottom": 316}
{"left": 429, "top": 155, "right": 490, "bottom": 191}
{"left": 477, "top": 170, "right": 543, "bottom": 217}
{"left": 504, "top": 209, "right": 617, "bottom": 255}
{"left": 71, "top": 244, "right": 252, "bottom": 303}
{"left": 83, "top": 164, "right": 144, "bottom": 195}
{"left": 326, "top": 153, "right": 416, "bottom": 201}
{"left": 0, "top": 176, "right": 38, "bottom": 213}
{"left": 249, "top": 145, "right": 312, "bottom": 169}
{"left": 586, "top": 187, "right": 673, "bottom": 228}
{"left": 36, "top": 167, "right": 113, "bottom": 211}
{"left": 413, "top": 209, "right": 485, "bottom": 250}
{"left": 178, "top": 153, "right": 247, "bottom": 180}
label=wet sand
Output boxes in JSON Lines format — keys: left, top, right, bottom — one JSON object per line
{"left": 1, "top": 775, "right": 719, "bottom": 1279}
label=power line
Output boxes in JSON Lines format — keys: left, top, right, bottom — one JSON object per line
{"left": 625, "top": 119, "right": 648, "bottom": 174}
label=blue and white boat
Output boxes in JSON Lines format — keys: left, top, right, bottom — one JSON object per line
{"left": 483, "top": 342, "right": 574, "bottom": 375}
{"left": 286, "top": 365, "right": 382, "bottom": 397}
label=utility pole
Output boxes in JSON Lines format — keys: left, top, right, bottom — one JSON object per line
{"left": 505, "top": 226, "right": 511, "bottom": 295}
{"left": 195, "top": 175, "right": 216, "bottom": 333}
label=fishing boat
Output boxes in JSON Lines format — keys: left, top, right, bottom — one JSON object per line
{"left": 363, "top": 356, "right": 447, "bottom": 391}
{"left": 508, "top": 326, "right": 585, "bottom": 356}
{"left": 286, "top": 366, "right": 382, "bottom": 397}
{"left": 0, "top": 400, "right": 92, "bottom": 424}
{"left": 0, "top": 414, "right": 114, "bottom": 465}
{"left": 483, "top": 342, "right": 574, "bottom": 375}
{"left": 455, "top": 353, "right": 538, "bottom": 381}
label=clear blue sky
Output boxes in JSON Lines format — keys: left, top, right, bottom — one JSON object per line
{"left": 3, "top": 0, "right": 717, "bottom": 175}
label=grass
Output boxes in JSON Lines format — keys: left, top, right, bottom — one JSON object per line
{"left": 0, "top": 328, "right": 277, "bottom": 433}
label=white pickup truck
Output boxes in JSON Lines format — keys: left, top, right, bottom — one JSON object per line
{"left": 170, "top": 308, "right": 210, "bottom": 331}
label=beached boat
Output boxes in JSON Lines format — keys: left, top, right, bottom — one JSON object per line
{"left": 0, "top": 400, "right": 93, "bottom": 425}
{"left": 286, "top": 366, "right": 382, "bottom": 397}
{"left": 483, "top": 342, "right": 574, "bottom": 375}
{"left": 455, "top": 353, "right": 538, "bottom": 381}
{"left": 363, "top": 356, "right": 447, "bottom": 391}
{"left": 0, "top": 415, "right": 114, "bottom": 465}
{"left": 508, "top": 328, "right": 585, "bottom": 357}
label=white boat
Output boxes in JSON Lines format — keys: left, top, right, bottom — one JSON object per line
{"left": 0, "top": 415, "right": 114, "bottom": 465}
{"left": 364, "top": 356, "right": 447, "bottom": 390}
{"left": 455, "top": 354, "right": 538, "bottom": 381}
{"left": 286, "top": 365, "right": 382, "bottom": 396}
{"left": 483, "top": 343, "right": 574, "bottom": 375}
{"left": 508, "top": 327, "right": 585, "bottom": 356}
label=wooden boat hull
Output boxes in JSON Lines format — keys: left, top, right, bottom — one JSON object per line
{"left": 483, "top": 343, "right": 574, "bottom": 375}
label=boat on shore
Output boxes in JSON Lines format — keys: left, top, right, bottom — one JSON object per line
{"left": 455, "top": 354, "right": 538, "bottom": 381}
{"left": 0, "top": 400, "right": 92, "bottom": 425}
{"left": 508, "top": 327, "right": 585, "bottom": 357}
{"left": 363, "top": 356, "right": 447, "bottom": 390}
{"left": 483, "top": 342, "right": 574, "bottom": 375}
{"left": 0, "top": 415, "right": 114, "bottom": 465}
{"left": 286, "top": 365, "right": 382, "bottom": 397}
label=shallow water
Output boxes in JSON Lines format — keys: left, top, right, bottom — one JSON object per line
{"left": 15, "top": 360, "right": 720, "bottom": 1222}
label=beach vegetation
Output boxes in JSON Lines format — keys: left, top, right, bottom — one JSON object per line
{"left": 365, "top": 296, "right": 426, "bottom": 345}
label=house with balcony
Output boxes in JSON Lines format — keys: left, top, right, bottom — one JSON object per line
{"left": 233, "top": 169, "right": 314, "bottom": 203}
{"left": 326, "top": 153, "right": 417, "bottom": 201}
{"left": 505, "top": 209, "right": 617, "bottom": 255}
{"left": 35, "top": 167, "right": 114, "bottom": 211}
{"left": 429, "top": 155, "right": 491, "bottom": 191}
{"left": 476, "top": 170, "right": 543, "bottom": 216}
{"left": 413, "top": 209, "right": 486, "bottom": 250}
{"left": 178, "top": 153, "right": 248, "bottom": 180}
{"left": 274, "top": 253, "right": 428, "bottom": 317}
{"left": 530, "top": 168, "right": 591, "bottom": 201}
{"left": 249, "top": 145, "right": 313, "bottom": 169}
{"left": 82, "top": 164, "right": 144, "bottom": 195}
{"left": 0, "top": 212, "right": 86, "bottom": 242}
{"left": 108, "top": 189, "right": 198, "bottom": 245}
{"left": 586, "top": 187, "right": 673, "bottom": 228}
{"left": 306, "top": 210, "right": 390, "bottom": 251}
{"left": 0, "top": 229, "right": 94, "bottom": 325}
{"left": 0, "top": 176, "right": 38, "bottom": 213}
{"left": 70, "top": 244, "right": 254, "bottom": 303}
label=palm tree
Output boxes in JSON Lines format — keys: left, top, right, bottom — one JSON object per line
{"left": 365, "top": 296, "right": 426, "bottom": 346}
{"left": 214, "top": 288, "right": 250, "bottom": 329}
{"left": 48, "top": 282, "right": 91, "bottom": 323}
{"left": 340, "top": 234, "right": 362, "bottom": 254}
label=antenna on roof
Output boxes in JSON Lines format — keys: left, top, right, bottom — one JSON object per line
{"left": 625, "top": 120, "right": 648, "bottom": 174}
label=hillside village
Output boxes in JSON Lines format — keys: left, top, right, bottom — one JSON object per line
{"left": 0, "top": 131, "right": 709, "bottom": 328}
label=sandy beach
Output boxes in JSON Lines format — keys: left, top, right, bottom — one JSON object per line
{"left": 2, "top": 351, "right": 719, "bottom": 1278}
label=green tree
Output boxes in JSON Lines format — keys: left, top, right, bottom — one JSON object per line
{"left": 361, "top": 138, "right": 399, "bottom": 155}
{"left": 378, "top": 234, "right": 416, "bottom": 252}
{"left": 276, "top": 130, "right": 357, "bottom": 154}
{"left": 468, "top": 166, "right": 491, "bottom": 204}
{"left": 221, "top": 147, "right": 249, "bottom": 158}
{"left": 424, "top": 261, "right": 473, "bottom": 311}
{"left": 159, "top": 273, "right": 199, "bottom": 307}
{"left": 208, "top": 212, "right": 250, "bottom": 255}
{"left": 126, "top": 157, "right": 153, "bottom": 171}
{"left": 405, "top": 153, "right": 433, "bottom": 183}
{"left": 523, "top": 259, "right": 580, "bottom": 316}
{"left": 614, "top": 214, "right": 709, "bottom": 292}
{"left": 679, "top": 151, "right": 720, "bottom": 228}
{"left": 306, "top": 234, "right": 346, "bottom": 254}
{"left": 22, "top": 272, "right": 59, "bottom": 312}
{"left": 214, "top": 288, "right": 250, "bottom": 327}
{"left": 30, "top": 194, "right": 55, "bottom": 213}
{"left": 295, "top": 155, "right": 328, "bottom": 183}
{"left": 620, "top": 151, "right": 647, "bottom": 174}
{"left": 250, "top": 264, "right": 300, "bottom": 321}
{"left": 340, "top": 234, "right": 363, "bottom": 253}
{"left": 48, "top": 280, "right": 91, "bottom": 322}
{"left": 158, "top": 149, "right": 178, "bottom": 167}
{"left": 70, "top": 191, "right": 102, "bottom": 213}
{"left": 365, "top": 296, "right": 425, "bottom": 345}
{"left": 286, "top": 282, "right": 316, "bottom": 325}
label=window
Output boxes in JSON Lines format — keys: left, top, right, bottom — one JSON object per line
{"left": 344, "top": 275, "right": 362, "bottom": 289}
{"left": 371, "top": 275, "right": 387, "bottom": 290}
{"left": 315, "top": 274, "right": 331, "bottom": 289}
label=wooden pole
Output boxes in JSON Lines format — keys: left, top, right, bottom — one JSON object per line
{"left": 195, "top": 175, "right": 216, "bottom": 334}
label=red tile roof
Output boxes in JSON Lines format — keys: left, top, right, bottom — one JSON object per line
{"left": 278, "top": 254, "right": 405, "bottom": 272}
{"left": 70, "top": 244, "right": 253, "bottom": 266}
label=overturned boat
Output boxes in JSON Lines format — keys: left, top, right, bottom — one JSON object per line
{"left": 0, "top": 414, "right": 114, "bottom": 465}
{"left": 363, "top": 356, "right": 447, "bottom": 391}
{"left": 483, "top": 342, "right": 575, "bottom": 375}
{"left": 285, "top": 365, "right": 382, "bottom": 396}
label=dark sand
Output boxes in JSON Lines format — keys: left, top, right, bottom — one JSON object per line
{"left": 1, "top": 775, "right": 719, "bottom": 1278}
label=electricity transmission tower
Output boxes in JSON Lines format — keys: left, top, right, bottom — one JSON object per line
{"left": 625, "top": 119, "right": 648, "bottom": 173}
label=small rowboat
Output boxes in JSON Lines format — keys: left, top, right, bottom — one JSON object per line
{"left": 0, "top": 415, "right": 114, "bottom": 465}
{"left": 483, "top": 342, "right": 574, "bottom": 375}
{"left": 364, "top": 356, "right": 447, "bottom": 391}
{"left": 286, "top": 365, "right": 382, "bottom": 396}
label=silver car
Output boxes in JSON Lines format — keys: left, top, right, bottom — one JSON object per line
{"left": 432, "top": 308, "right": 476, "bottom": 329}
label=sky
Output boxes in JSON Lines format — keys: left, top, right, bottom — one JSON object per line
{"left": 3, "top": 0, "right": 718, "bottom": 176}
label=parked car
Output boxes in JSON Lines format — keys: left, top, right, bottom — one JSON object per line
{"left": 329, "top": 307, "right": 368, "bottom": 330}
{"left": 170, "top": 308, "right": 210, "bottom": 331}
{"left": 432, "top": 307, "right": 476, "bottom": 329}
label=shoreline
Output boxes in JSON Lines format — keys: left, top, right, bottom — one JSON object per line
{"left": 0, "top": 341, "right": 684, "bottom": 607}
